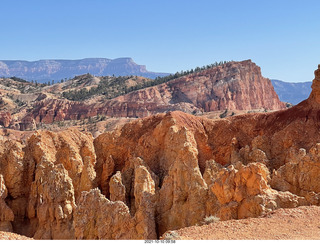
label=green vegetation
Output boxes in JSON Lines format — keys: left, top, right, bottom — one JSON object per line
{"left": 62, "top": 76, "right": 144, "bottom": 101}
{"left": 14, "top": 99, "right": 26, "bottom": 107}
{"left": 219, "top": 109, "right": 228, "bottom": 118}
{"left": 9, "top": 76, "right": 53, "bottom": 88}
{"left": 202, "top": 215, "right": 220, "bottom": 225}
{"left": 62, "top": 61, "right": 231, "bottom": 101}
{"left": 9, "top": 76, "right": 29, "bottom": 83}
{"left": 150, "top": 60, "right": 230, "bottom": 85}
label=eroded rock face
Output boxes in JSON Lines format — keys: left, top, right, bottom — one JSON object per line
{"left": 0, "top": 129, "right": 97, "bottom": 239}
{"left": 109, "top": 171, "right": 126, "bottom": 202}
{"left": 27, "top": 161, "right": 76, "bottom": 239}
{"left": 0, "top": 112, "right": 12, "bottom": 128}
{"left": 19, "top": 116, "right": 36, "bottom": 131}
{"left": 74, "top": 189, "right": 135, "bottom": 240}
{"left": 271, "top": 144, "right": 320, "bottom": 205}
{"left": 88, "top": 63, "right": 320, "bottom": 237}
{"left": 74, "top": 159, "right": 158, "bottom": 240}
{"left": 309, "top": 64, "right": 320, "bottom": 104}
{"left": 24, "top": 129, "right": 97, "bottom": 239}
{"left": 26, "top": 60, "right": 285, "bottom": 124}
{"left": 210, "top": 162, "right": 305, "bottom": 220}
{"left": 0, "top": 140, "right": 25, "bottom": 200}
{"left": 0, "top": 107, "right": 319, "bottom": 239}
{"left": 1, "top": 65, "right": 320, "bottom": 240}
{"left": 132, "top": 161, "right": 156, "bottom": 237}
{"left": 26, "top": 129, "right": 97, "bottom": 200}
{"left": 0, "top": 140, "right": 30, "bottom": 235}
{"left": 156, "top": 127, "right": 208, "bottom": 235}
{"left": 0, "top": 175, "right": 14, "bottom": 232}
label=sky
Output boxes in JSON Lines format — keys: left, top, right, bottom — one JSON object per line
{"left": 1, "top": 0, "right": 320, "bottom": 82}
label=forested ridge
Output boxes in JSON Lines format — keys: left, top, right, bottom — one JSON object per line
{"left": 62, "top": 61, "right": 230, "bottom": 101}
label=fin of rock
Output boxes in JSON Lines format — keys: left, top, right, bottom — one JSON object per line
{"left": 308, "top": 64, "right": 320, "bottom": 105}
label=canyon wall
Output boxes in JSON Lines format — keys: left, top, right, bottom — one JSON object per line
{"left": 0, "top": 65, "right": 319, "bottom": 239}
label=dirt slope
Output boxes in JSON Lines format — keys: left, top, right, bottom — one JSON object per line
{"left": 0, "top": 231, "right": 33, "bottom": 240}
{"left": 164, "top": 206, "right": 320, "bottom": 240}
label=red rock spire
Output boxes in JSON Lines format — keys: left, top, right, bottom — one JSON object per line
{"left": 315, "top": 64, "right": 320, "bottom": 80}
{"left": 308, "top": 64, "right": 320, "bottom": 104}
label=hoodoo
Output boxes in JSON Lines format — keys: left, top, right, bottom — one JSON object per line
{"left": 308, "top": 64, "right": 320, "bottom": 105}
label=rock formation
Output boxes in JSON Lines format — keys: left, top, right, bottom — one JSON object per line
{"left": 74, "top": 189, "right": 135, "bottom": 239}
{"left": 0, "top": 112, "right": 11, "bottom": 128}
{"left": 210, "top": 162, "right": 305, "bottom": 220}
{"left": 0, "top": 175, "right": 14, "bottom": 232}
{"left": 0, "top": 140, "right": 27, "bottom": 234}
{"left": 19, "top": 116, "right": 36, "bottom": 131}
{"left": 308, "top": 64, "right": 320, "bottom": 104}
{"left": 27, "top": 161, "right": 76, "bottom": 239}
{"left": 74, "top": 159, "right": 158, "bottom": 240}
{"left": 26, "top": 60, "right": 285, "bottom": 124}
{"left": 109, "top": 171, "right": 126, "bottom": 202}
{"left": 0, "top": 129, "right": 97, "bottom": 239}
{"left": 91, "top": 109, "right": 314, "bottom": 237}
{"left": 271, "top": 143, "right": 320, "bottom": 205}
{"left": 118, "top": 59, "right": 284, "bottom": 112}
{"left": 0, "top": 65, "right": 320, "bottom": 240}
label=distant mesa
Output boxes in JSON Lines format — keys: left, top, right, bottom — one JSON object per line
{"left": 271, "top": 66, "right": 318, "bottom": 105}
{"left": 0, "top": 58, "right": 170, "bottom": 82}
{"left": 271, "top": 80, "right": 312, "bottom": 105}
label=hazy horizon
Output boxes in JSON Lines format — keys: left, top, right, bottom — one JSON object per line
{"left": 0, "top": 58, "right": 314, "bottom": 83}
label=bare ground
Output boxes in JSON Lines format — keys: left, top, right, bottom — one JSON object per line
{"left": 0, "top": 231, "right": 33, "bottom": 240}
{"left": 162, "top": 206, "right": 320, "bottom": 240}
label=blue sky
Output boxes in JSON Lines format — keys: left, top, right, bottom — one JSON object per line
{"left": 1, "top": 0, "right": 319, "bottom": 82}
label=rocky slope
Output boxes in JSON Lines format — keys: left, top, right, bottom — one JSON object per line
{"left": 0, "top": 60, "right": 285, "bottom": 133}
{"left": 0, "top": 231, "right": 33, "bottom": 240}
{"left": 162, "top": 206, "right": 320, "bottom": 240}
{"left": 0, "top": 58, "right": 169, "bottom": 81}
{"left": 116, "top": 59, "right": 284, "bottom": 112}
{"left": 0, "top": 65, "right": 319, "bottom": 239}
{"left": 25, "top": 60, "right": 286, "bottom": 124}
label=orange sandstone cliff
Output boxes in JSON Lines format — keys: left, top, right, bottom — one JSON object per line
{"left": 0, "top": 65, "right": 319, "bottom": 239}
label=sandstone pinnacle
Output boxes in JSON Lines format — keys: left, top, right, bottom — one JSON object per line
{"left": 315, "top": 64, "right": 320, "bottom": 80}
{"left": 308, "top": 64, "right": 320, "bottom": 104}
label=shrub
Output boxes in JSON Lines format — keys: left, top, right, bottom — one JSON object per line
{"left": 202, "top": 215, "right": 220, "bottom": 225}
{"left": 162, "top": 231, "right": 180, "bottom": 240}
{"left": 219, "top": 109, "right": 228, "bottom": 118}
